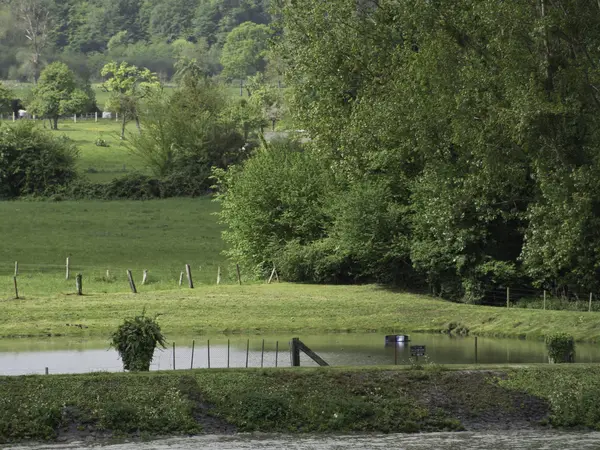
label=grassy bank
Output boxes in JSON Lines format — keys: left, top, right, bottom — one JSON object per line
{"left": 0, "top": 198, "right": 227, "bottom": 296}
{"left": 2, "top": 283, "right": 600, "bottom": 340}
{"left": 5, "top": 365, "right": 600, "bottom": 444}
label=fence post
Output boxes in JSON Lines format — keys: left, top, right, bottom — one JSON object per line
{"left": 126, "top": 270, "right": 137, "bottom": 294}
{"left": 190, "top": 339, "right": 195, "bottom": 370}
{"left": 45, "top": 367, "right": 49, "bottom": 375}
{"left": 268, "top": 267, "right": 277, "bottom": 284}
{"left": 142, "top": 269, "right": 148, "bottom": 285}
{"left": 14, "top": 261, "right": 18, "bottom": 277}
{"left": 543, "top": 290, "right": 546, "bottom": 310}
{"left": 227, "top": 339, "right": 230, "bottom": 368}
{"left": 475, "top": 336, "right": 478, "bottom": 364}
{"left": 506, "top": 287, "right": 510, "bottom": 308}
{"left": 290, "top": 338, "right": 300, "bottom": 367}
{"left": 173, "top": 342, "right": 176, "bottom": 370}
{"left": 95, "top": 111, "right": 98, "bottom": 123}
{"left": 76, "top": 274, "right": 83, "bottom": 295}
{"left": 13, "top": 276, "right": 19, "bottom": 299}
{"left": 65, "top": 257, "right": 70, "bottom": 280}
{"left": 12, "top": 112, "right": 15, "bottom": 122}
{"left": 73, "top": 114, "right": 76, "bottom": 123}
{"left": 207, "top": 339, "right": 211, "bottom": 369}
{"left": 275, "top": 341, "right": 279, "bottom": 367}
{"left": 590, "top": 292, "right": 593, "bottom": 312}
{"left": 246, "top": 339, "right": 249, "bottom": 368}
{"left": 394, "top": 342, "right": 398, "bottom": 365}
{"left": 217, "top": 266, "right": 221, "bottom": 285}
{"left": 261, "top": 339, "right": 265, "bottom": 368}
{"left": 236, "top": 264, "right": 242, "bottom": 285}
{"left": 186, "top": 264, "right": 194, "bottom": 288}
{"left": 179, "top": 271, "right": 184, "bottom": 286}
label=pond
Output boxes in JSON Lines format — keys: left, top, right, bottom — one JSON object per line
{"left": 1, "top": 333, "right": 600, "bottom": 375}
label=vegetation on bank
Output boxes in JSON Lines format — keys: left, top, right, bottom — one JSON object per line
{"left": 5, "top": 365, "right": 600, "bottom": 444}
{"left": 2, "top": 284, "right": 600, "bottom": 341}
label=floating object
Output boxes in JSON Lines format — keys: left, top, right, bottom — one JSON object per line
{"left": 385, "top": 335, "right": 410, "bottom": 344}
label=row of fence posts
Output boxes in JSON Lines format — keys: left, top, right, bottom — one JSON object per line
{"left": 11, "top": 258, "right": 280, "bottom": 298}
{"left": 171, "top": 339, "right": 280, "bottom": 370}
{"left": 0, "top": 112, "right": 122, "bottom": 123}
{"left": 503, "top": 287, "right": 596, "bottom": 312}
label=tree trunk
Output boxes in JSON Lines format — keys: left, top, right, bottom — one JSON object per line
{"left": 135, "top": 115, "right": 141, "bottom": 132}
{"left": 53, "top": 117, "right": 58, "bottom": 130}
{"left": 121, "top": 115, "right": 126, "bottom": 140}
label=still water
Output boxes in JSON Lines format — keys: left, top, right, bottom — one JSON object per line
{"left": 7, "top": 432, "right": 600, "bottom": 450}
{"left": 1, "top": 333, "right": 600, "bottom": 375}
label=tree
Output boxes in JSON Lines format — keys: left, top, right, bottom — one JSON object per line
{"left": 101, "top": 61, "right": 159, "bottom": 139}
{"left": 127, "top": 77, "right": 245, "bottom": 189}
{"left": 0, "top": 81, "right": 12, "bottom": 113}
{"left": 110, "top": 310, "right": 166, "bottom": 372}
{"left": 10, "top": 0, "right": 52, "bottom": 82}
{"left": 28, "top": 61, "right": 93, "bottom": 129}
{"left": 220, "top": 21, "right": 270, "bottom": 81}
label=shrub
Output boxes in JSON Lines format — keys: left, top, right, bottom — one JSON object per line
{"left": 0, "top": 121, "right": 78, "bottom": 199}
{"left": 545, "top": 333, "right": 575, "bottom": 363}
{"left": 110, "top": 311, "right": 167, "bottom": 372}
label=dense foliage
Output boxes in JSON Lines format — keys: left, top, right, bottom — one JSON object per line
{"left": 216, "top": 0, "right": 600, "bottom": 301}
{"left": 0, "top": 0, "right": 272, "bottom": 81}
{"left": 110, "top": 310, "right": 166, "bottom": 372}
{"left": 545, "top": 333, "right": 575, "bottom": 364}
{"left": 0, "top": 121, "right": 78, "bottom": 198}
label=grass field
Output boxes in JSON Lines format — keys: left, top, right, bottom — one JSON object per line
{"left": 0, "top": 198, "right": 227, "bottom": 296}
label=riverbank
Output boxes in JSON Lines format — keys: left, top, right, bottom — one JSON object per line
{"left": 1, "top": 284, "right": 600, "bottom": 341}
{"left": 1, "top": 365, "right": 599, "bottom": 445}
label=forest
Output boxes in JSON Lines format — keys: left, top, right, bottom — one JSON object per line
{"left": 0, "top": 0, "right": 272, "bottom": 81}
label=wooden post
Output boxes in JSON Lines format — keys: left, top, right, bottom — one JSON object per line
{"left": 245, "top": 339, "right": 249, "bottom": 368}
{"left": 190, "top": 340, "right": 195, "bottom": 369}
{"left": 173, "top": 342, "right": 176, "bottom": 370}
{"left": 207, "top": 339, "right": 211, "bottom": 369}
{"left": 217, "top": 266, "right": 221, "bottom": 285}
{"left": 185, "top": 264, "right": 194, "bottom": 288}
{"left": 95, "top": 111, "right": 98, "bottom": 122}
{"left": 76, "top": 274, "right": 82, "bottom": 295}
{"left": 268, "top": 267, "right": 277, "bottom": 284}
{"left": 475, "top": 336, "right": 478, "bottom": 364}
{"left": 126, "top": 270, "right": 137, "bottom": 294}
{"left": 179, "top": 271, "right": 184, "bottom": 286}
{"left": 261, "top": 339, "right": 265, "bottom": 368}
{"left": 227, "top": 339, "right": 230, "bottom": 368}
{"left": 45, "top": 367, "right": 49, "bottom": 375}
{"left": 142, "top": 269, "right": 148, "bottom": 285}
{"left": 106, "top": 269, "right": 110, "bottom": 280}
{"left": 506, "top": 287, "right": 510, "bottom": 308}
{"left": 589, "top": 292, "right": 593, "bottom": 312}
{"left": 543, "top": 290, "right": 546, "bottom": 310}
{"left": 73, "top": 114, "right": 76, "bottom": 123}
{"left": 13, "top": 276, "right": 18, "bottom": 299}
{"left": 12, "top": 112, "right": 15, "bottom": 122}
{"left": 65, "top": 257, "right": 70, "bottom": 280}
{"left": 275, "top": 341, "right": 279, "bottom": 367}
{"left": 236, "top": 264, "right": 242, "bottom": 285}
{"left": 290, "top": 338, "right": 300, "bottom": 367}
{"left": 14, "top": 261, "right": 18, "bottom": 277}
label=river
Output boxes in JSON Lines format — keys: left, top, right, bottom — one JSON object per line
{"left": 7, "top": 432, "right": 600, "bottom": 450}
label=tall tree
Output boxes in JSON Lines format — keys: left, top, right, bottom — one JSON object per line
{"left": 220, "top": 21, "right": 270, "bottom": 81}
{"left": 10, "top": 0, "right": 52, "bottom": 82}
{"left": 101, "top": 61, "right": 159, "bottom": 139}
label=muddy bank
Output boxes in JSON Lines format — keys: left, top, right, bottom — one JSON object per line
{"left": 1, "top": 366, "right": 595, "bottom": 445}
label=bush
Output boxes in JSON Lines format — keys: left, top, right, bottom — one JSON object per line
{"left": 110, "top": 311, "right": 167, "bottom": 372}
{"left": 545, "top": 333, "right": 575, "bottom": 364}
{"left": 0, "top": 122, "right": 78, "bottom": 199}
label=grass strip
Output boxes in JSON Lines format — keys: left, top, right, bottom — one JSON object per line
{"left": 1, "top": 284, "right": 600, "bottom": 341}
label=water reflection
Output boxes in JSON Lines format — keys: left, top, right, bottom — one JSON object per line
{"left": 0, "top": 333, "right": 600, "bottom": 375}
